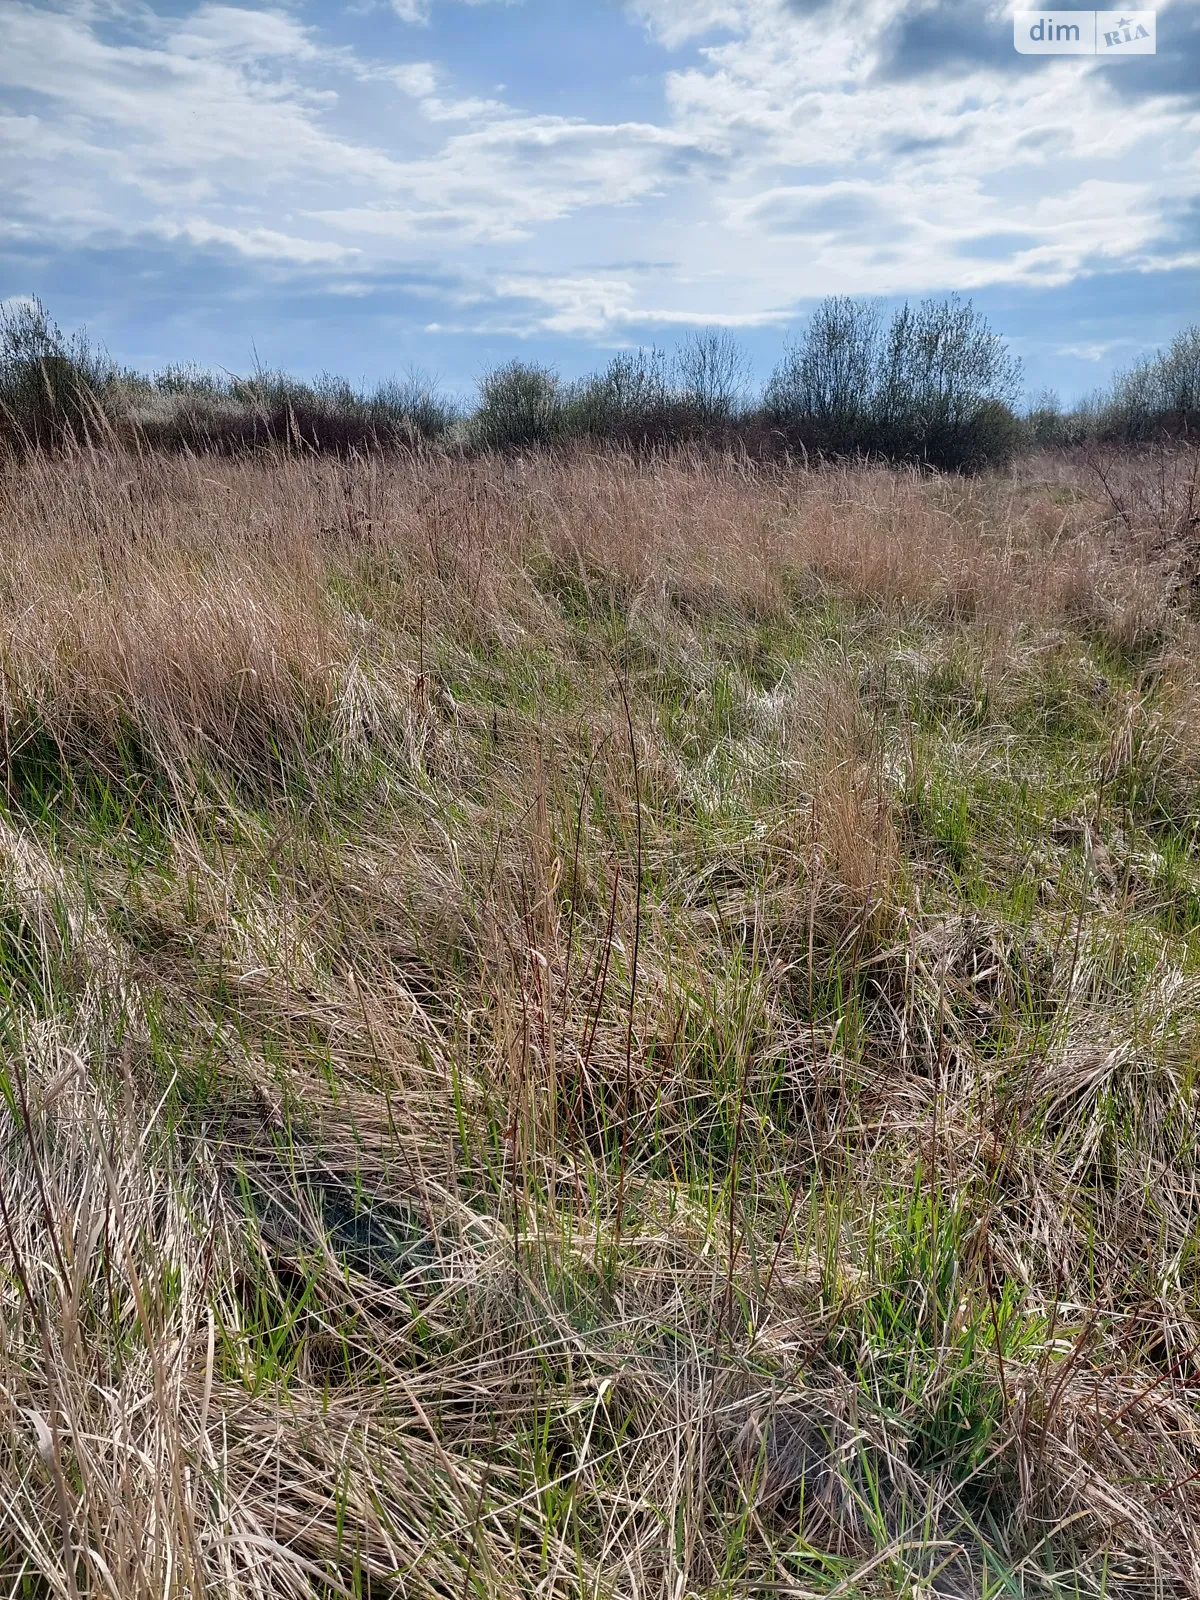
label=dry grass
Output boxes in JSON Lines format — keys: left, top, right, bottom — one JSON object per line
{"left": 0, "top": 443, "right": 1198, "bottom": 1598}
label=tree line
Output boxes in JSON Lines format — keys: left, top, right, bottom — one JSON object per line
{"left": 2, "top": 295, "right": 1196, "bottom": 471}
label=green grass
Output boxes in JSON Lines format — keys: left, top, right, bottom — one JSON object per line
{"left": 1, "top": 447, "right": 1199, "bottom": 1598}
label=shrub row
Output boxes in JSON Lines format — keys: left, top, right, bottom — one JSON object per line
{"left": 4, "top": 294, "right": 1197, "bottom": 471}
{"left": 1028, "top": 326, "right": 1200, "bottom": 446}
{"left": 459, "top": 306, "right": 1023, "bottom": 471}
{"left": 0, "top": 301, "right": 456, "bottom": 457}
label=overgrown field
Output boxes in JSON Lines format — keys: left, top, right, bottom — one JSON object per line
{"left": 1, "top": 445, "right": 1199, "bottom": 1598}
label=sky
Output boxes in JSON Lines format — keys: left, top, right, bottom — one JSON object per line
{"left": 1, "top": 0, "right": 1198, "bottom": 404}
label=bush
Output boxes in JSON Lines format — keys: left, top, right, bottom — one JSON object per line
{"left": 0, "top": 297, "right": 114, "bottom": 453}
{"left": 877, "top": 297, "right": 1022, "bottom": 469}
{"left": 471, "top": 361, "right": 563, "bottom": 451}
{"left": 673, "top": 329, "right": 751, "bottom": 429}
{"left": 561, "top": 349, "right": 673, "bottom": 445}
{"left": 1099, "top": 325, "right": 1200, "bottom": 442}
{"left": 3, "top": 294, "right": 1049, "bottom": 472}
{"left": 0, "top": 300, "right": 458, "bottom": 458}
{"left": 765, "top": 295, "right": 1022, "bottom": 470}
{"left": 1022, "top": 389, "right": 1103, "bottom": 450}
{"left": 765, "top": 297, "right": 883, "bottom": 456}
{"left": 560, "top": 335, "right": 753, "bottom": 448}
{"left": 1025, "top": 389, "right": 1069, "bottom": 448}
{"left": 121, "top": 365, "right": 456, "bottom": 455}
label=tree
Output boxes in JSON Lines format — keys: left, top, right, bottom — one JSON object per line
{"left": 765, "top": 297, "right": 883, "bottom": 453}
{"left": 877, "top": 296, "right": 1022, "bottom": 469}
{"left": 674, "top": 329, "right": 751, "bottom": 426}
{"left": 564, "top": 348, "right": 671, "bottom": 441}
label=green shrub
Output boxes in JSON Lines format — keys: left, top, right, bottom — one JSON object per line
{"left": 765, "top": 295, "right": 1022, "bottom": 470}
{"left": 1098, "top": 325, "right": 1200, "bottom": 441}
{"left": 560, "top": 335, "right": 751, "bottom": 447}
{"left": 765, "top": 296, "right": 884, "bottom": 456}
{"left": 877, "top": 297, "right": 1022, "bottom": 469}
{"left": 561, "top": 349, "right": 672, "bottom": 443}
{"left": 471, "top": 360, "right": 563, "bottom": 450}
{"left": 0, "top": 297, "right": 114, "bottom": 453}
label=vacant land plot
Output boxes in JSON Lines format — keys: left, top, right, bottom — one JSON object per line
{"left": 0, "top": 445, "right": 1198, "bottom": 1598}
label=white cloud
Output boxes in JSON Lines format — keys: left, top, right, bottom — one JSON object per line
{"left": 163, "top": 220, "right": 360, "bottom": 263}
{"left": 625, "top": 0, "right": 748, "bottom": 48}
{"left": 385, "top": 59, "right": 510, "bottom": 120}
{"left": 389, "top": 0, "right": 524, "bottom": 19}
{"left": 604, "top": 0, "right": 1199, "bottom": 309}
{"left": 0, "top": 0, "right": 1196, "bottom": 351}
{"left": 309, "top": 115, "right": 689, "bottom": 241}
{"left": 481, "top": 273, "right": 796, "bottom": 337}
{"left": 389, "top": 61, "right": 440, "bottom": 96}
{"left": 0, "top": 1, "right": 685, "bottom": 258}
{"left": 1057, "top": 341, "right": 1131, "bottom": 362}
{"left": 494, "top": 275, "right": 641, "bottom": 334}
{"left": 164, "top": 6, "right": 325, "bottom": 62}
{"left": 0, "top": 4, "right": 401, "bottom": 189}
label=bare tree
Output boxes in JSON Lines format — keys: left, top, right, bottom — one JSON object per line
{"left": 674, "top": 329, "right": 751, "bottom": 425}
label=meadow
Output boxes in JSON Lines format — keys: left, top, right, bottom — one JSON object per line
{"left": 0, "top": 440, "right": 1198, "bottom": 1598}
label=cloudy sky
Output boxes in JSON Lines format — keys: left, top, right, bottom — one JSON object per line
{"left": 2, "top": 0, "right": 1198, "bottom": 401}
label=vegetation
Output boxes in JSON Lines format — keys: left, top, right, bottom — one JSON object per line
{"left": 1, "top": 438, "right": 1199, "bottom": 1595}
{"left": 471, "top": 334, "right": 755, "bottom": 455}
{"left": 0, "top": 299, "right": 457, "bottom": 457}
{"left": 0, "top": 298, "right": 114, "bottom": 452}
{"left": 6, "top": 293, "right": 1200, "bottom": 469}
{"left": 765, "top": 296, "right": 1022, "bottom": 470}
{"left": 1032, "top": 326, "right": 1200, "bottom": 447}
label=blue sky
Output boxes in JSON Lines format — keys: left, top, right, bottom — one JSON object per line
{"left": 2, "top": 0, "right": 1198, "bottom": 403}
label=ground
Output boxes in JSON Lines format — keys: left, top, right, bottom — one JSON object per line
{"left": 0, "top": 445, "right": 1198, "bottom": 1598}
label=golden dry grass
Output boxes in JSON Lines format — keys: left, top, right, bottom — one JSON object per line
{"left": 0, "top": 443, "right": 1198, "bottom": 1598}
